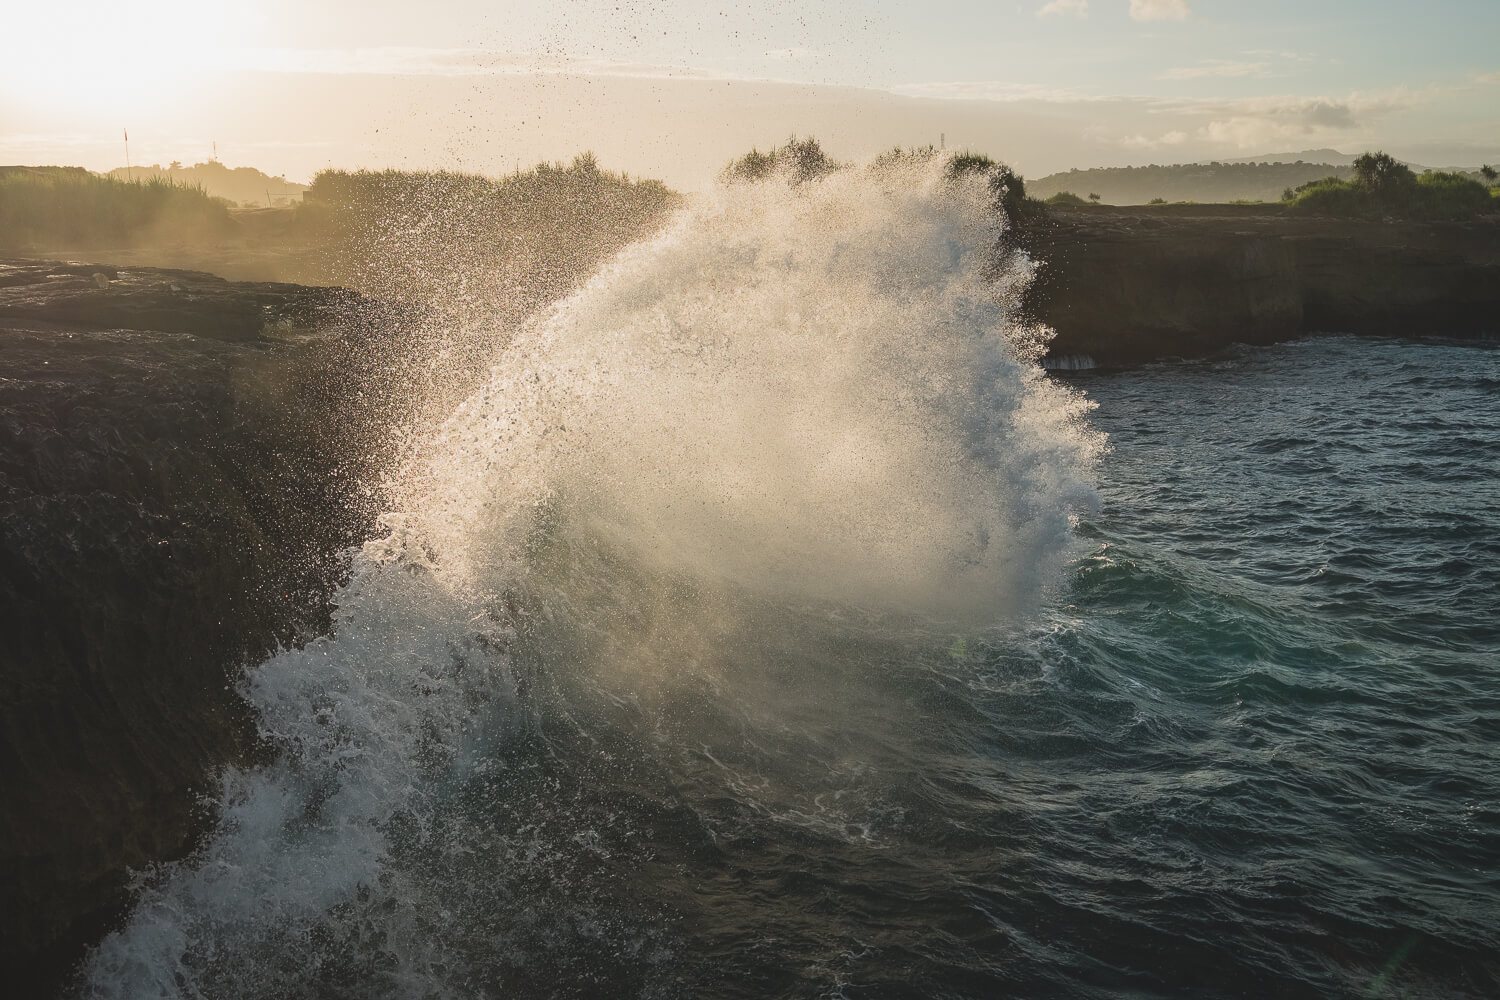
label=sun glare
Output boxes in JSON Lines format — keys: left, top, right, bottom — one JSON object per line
{"left": 2, "top": 2, "right": 239, "bottom": 114}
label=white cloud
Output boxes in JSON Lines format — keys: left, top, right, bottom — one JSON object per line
{"left": 1037, "top": 0, "right": 1089, "bottom": 17}
{"left": 1111, "top": 91, "right": 1412, "bottom": 151}
{"left": 1160, "top": 60, "right": 1269, "bottom": 80}
{"left": 1130, "top": 0, "right": 1191, "bottom": 21}
{"left": 1120, "top": 130, "right": 1189, "bottom": 149}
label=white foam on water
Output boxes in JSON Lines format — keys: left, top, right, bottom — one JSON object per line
{"left": 81, "top": 157, "right": 1102, "bottom": 998}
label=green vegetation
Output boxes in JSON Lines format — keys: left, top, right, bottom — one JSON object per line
{"left": 725, "top": 140, "right": 1042, "bottom": 225}
{"left": 0, "top": 166, "right": 233, "bottom": 248}
{"left": 1047, "top": 191, "right": 1089, "bottom": 206}
{"left": 2, "top": 155, "right": 678, "bottom": 300}
{"left": 723, "top": 137, "right": 841, "bottom": 184}
{"left": 1283, "top": 151, "right": 1497, "bottom": 220}
{"left": 942, "top": 150, "right": 1037, "bottom": 221}
{"left": 297, "top": 154, "right": 678, "bottom": 302}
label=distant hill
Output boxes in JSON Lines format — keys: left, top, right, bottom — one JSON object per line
{"left": 106, "top": 160, "right": 307, "bottom": 207}
{"left": 1222, "top": 149, "right": 1444, "bottom": 171}
{"left": 1221, "top": 148, "right": 1361, "bottom": 167}
{"left": 1028, "top": 160, "right": 1354, "bottom": 206}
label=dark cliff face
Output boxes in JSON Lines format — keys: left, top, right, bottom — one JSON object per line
{"left": 0, "top": 261, "right": 403, "bottom": 994}
{"left": 1023, "top": 208, "right": 1500, "bottom": 364}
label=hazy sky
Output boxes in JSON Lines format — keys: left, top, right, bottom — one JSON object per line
{"left": 2, "top": 0, "right": 1497, "bottom": 185}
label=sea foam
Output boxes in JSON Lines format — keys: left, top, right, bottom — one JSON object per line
{"left": 82, "top": 157, "right": 1101, "bottom": 998}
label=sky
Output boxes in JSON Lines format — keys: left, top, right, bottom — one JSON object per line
{"left": 2, "top": 0, "right": 1497, "bottom": 186}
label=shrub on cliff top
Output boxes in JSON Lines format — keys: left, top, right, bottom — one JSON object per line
{"left": 0, "top": 166, "right": 233, "bottom": 248}
{"left": 296, "top": 157, "right": 677, "bottom": 303}
{"left": 1285, "top": 152, "right": 1495, "bottom": 220}
{"left": 944, "top": 150, "right": 1038, "bottom": 221}
{"left": 1412, "top": 171, "right": 1496, "bottom": 219}
{"left": 723, "top": 137, "right": 841, "bottom": 185}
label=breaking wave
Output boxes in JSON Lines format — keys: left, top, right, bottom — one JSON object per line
{"left": 82, "top": 157, "right": 1101, "bottom": 998}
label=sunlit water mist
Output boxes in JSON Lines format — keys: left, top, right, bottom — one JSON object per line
{"left": 81, "top": 162, "right": 1102, "bottom": 997}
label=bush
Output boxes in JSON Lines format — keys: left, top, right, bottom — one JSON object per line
{"left": 1286, "top": 153, "right": 1495, "bottom": 220}
{"left": 1047, "top": 191, "right": 1089, "bottom": 206}
{"left": 1285, "top": 176, "right": 1374, "bottom": 217}
{"left": 723, "top": 137, "right": 840, "bottom": 185}
{"left": 0, "top": 166, "right": 233, "bottom": 247}
{"left": 297, "top": 158, "right": 678, "bottom": 301}
{"left": 869, "top": 145, "right": 938, "bottom": 171}
{"left": 944, "top": 151, "right": 1033, "bottom": 220}
{"left": 1413, "top": 171, "right": 1495, "bottom": 219}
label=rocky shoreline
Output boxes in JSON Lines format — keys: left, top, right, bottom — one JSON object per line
{"left": 3, "top": 211, "right": 1498, "bottom": 991}
{"left": 0, "top": 260, "right": 411, "bottom": 993}
{"left": 1026, "top": 206, "right": 1500, "bottom": 364}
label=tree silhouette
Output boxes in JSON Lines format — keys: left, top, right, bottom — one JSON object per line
{"left": 1351, "top": 151, "right": 1415, "bottom": 193}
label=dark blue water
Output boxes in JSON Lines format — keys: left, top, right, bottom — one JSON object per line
{"left": 991, "top": 337, "right": 1500, "bottom": 997}
{"left": 88, "top": 336, "right": 1500, "bottom": 999}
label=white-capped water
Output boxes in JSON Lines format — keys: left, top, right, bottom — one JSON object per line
{"left": 82, "top": 158, "right": 1101, "bottom": 998}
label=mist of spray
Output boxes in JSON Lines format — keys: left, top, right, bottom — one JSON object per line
{"left": 82, "top": 156, "right": 1101, "bottom": 998}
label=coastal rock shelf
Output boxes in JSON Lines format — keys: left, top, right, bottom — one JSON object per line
{"left": 0, "top": 260, "right": 392, "bottom": 993}
{"left": 1026, "top": 207, "right": 1500, "bottom": 364}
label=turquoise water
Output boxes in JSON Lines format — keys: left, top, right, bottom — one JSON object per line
{"left": 1005, "top": 337, "right": 1500, "bottom": 996}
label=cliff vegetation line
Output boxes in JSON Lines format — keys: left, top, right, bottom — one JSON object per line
{"left": 1283, "top": 152, "right": 1499, "bottom": 220}
{"left": 0, "top": 166, "right": 233, "bottom": 247}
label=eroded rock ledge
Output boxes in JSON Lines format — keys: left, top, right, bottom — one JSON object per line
{"left": 1025, "top": 207, "right": 1500, "bottom": 364}
{"left": 0, "top": 260, "right": 408, "bottom": 994}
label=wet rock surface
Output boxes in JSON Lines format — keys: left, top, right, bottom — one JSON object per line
{"left": 1026, "top": 208, "right": 1500, "bottom": 363}
{"left": 0, "top": 259, "right": 397, "bottom": 994}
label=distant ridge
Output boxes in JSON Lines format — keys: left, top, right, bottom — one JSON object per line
{"left": 1220, "top": 148, "right": 1354, "bottom": 166}
{"left": 1219, "top": 149, "right": 1441, "bottom": 171}
{"left": 1028, "top": 149, "right": 1497, "bottom": 205}
{"left": 105, "top": 161, "right": 308, "bottom": 208}
{"left": 1028, "top": 160, "right": 1356, "bottom": 206}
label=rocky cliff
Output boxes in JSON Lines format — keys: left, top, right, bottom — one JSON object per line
{"left": 0, "top": 261, "right": 412, "bottom": 994}
{"left": 1025, "top": 207, "right": 1500, "bottom": 364}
